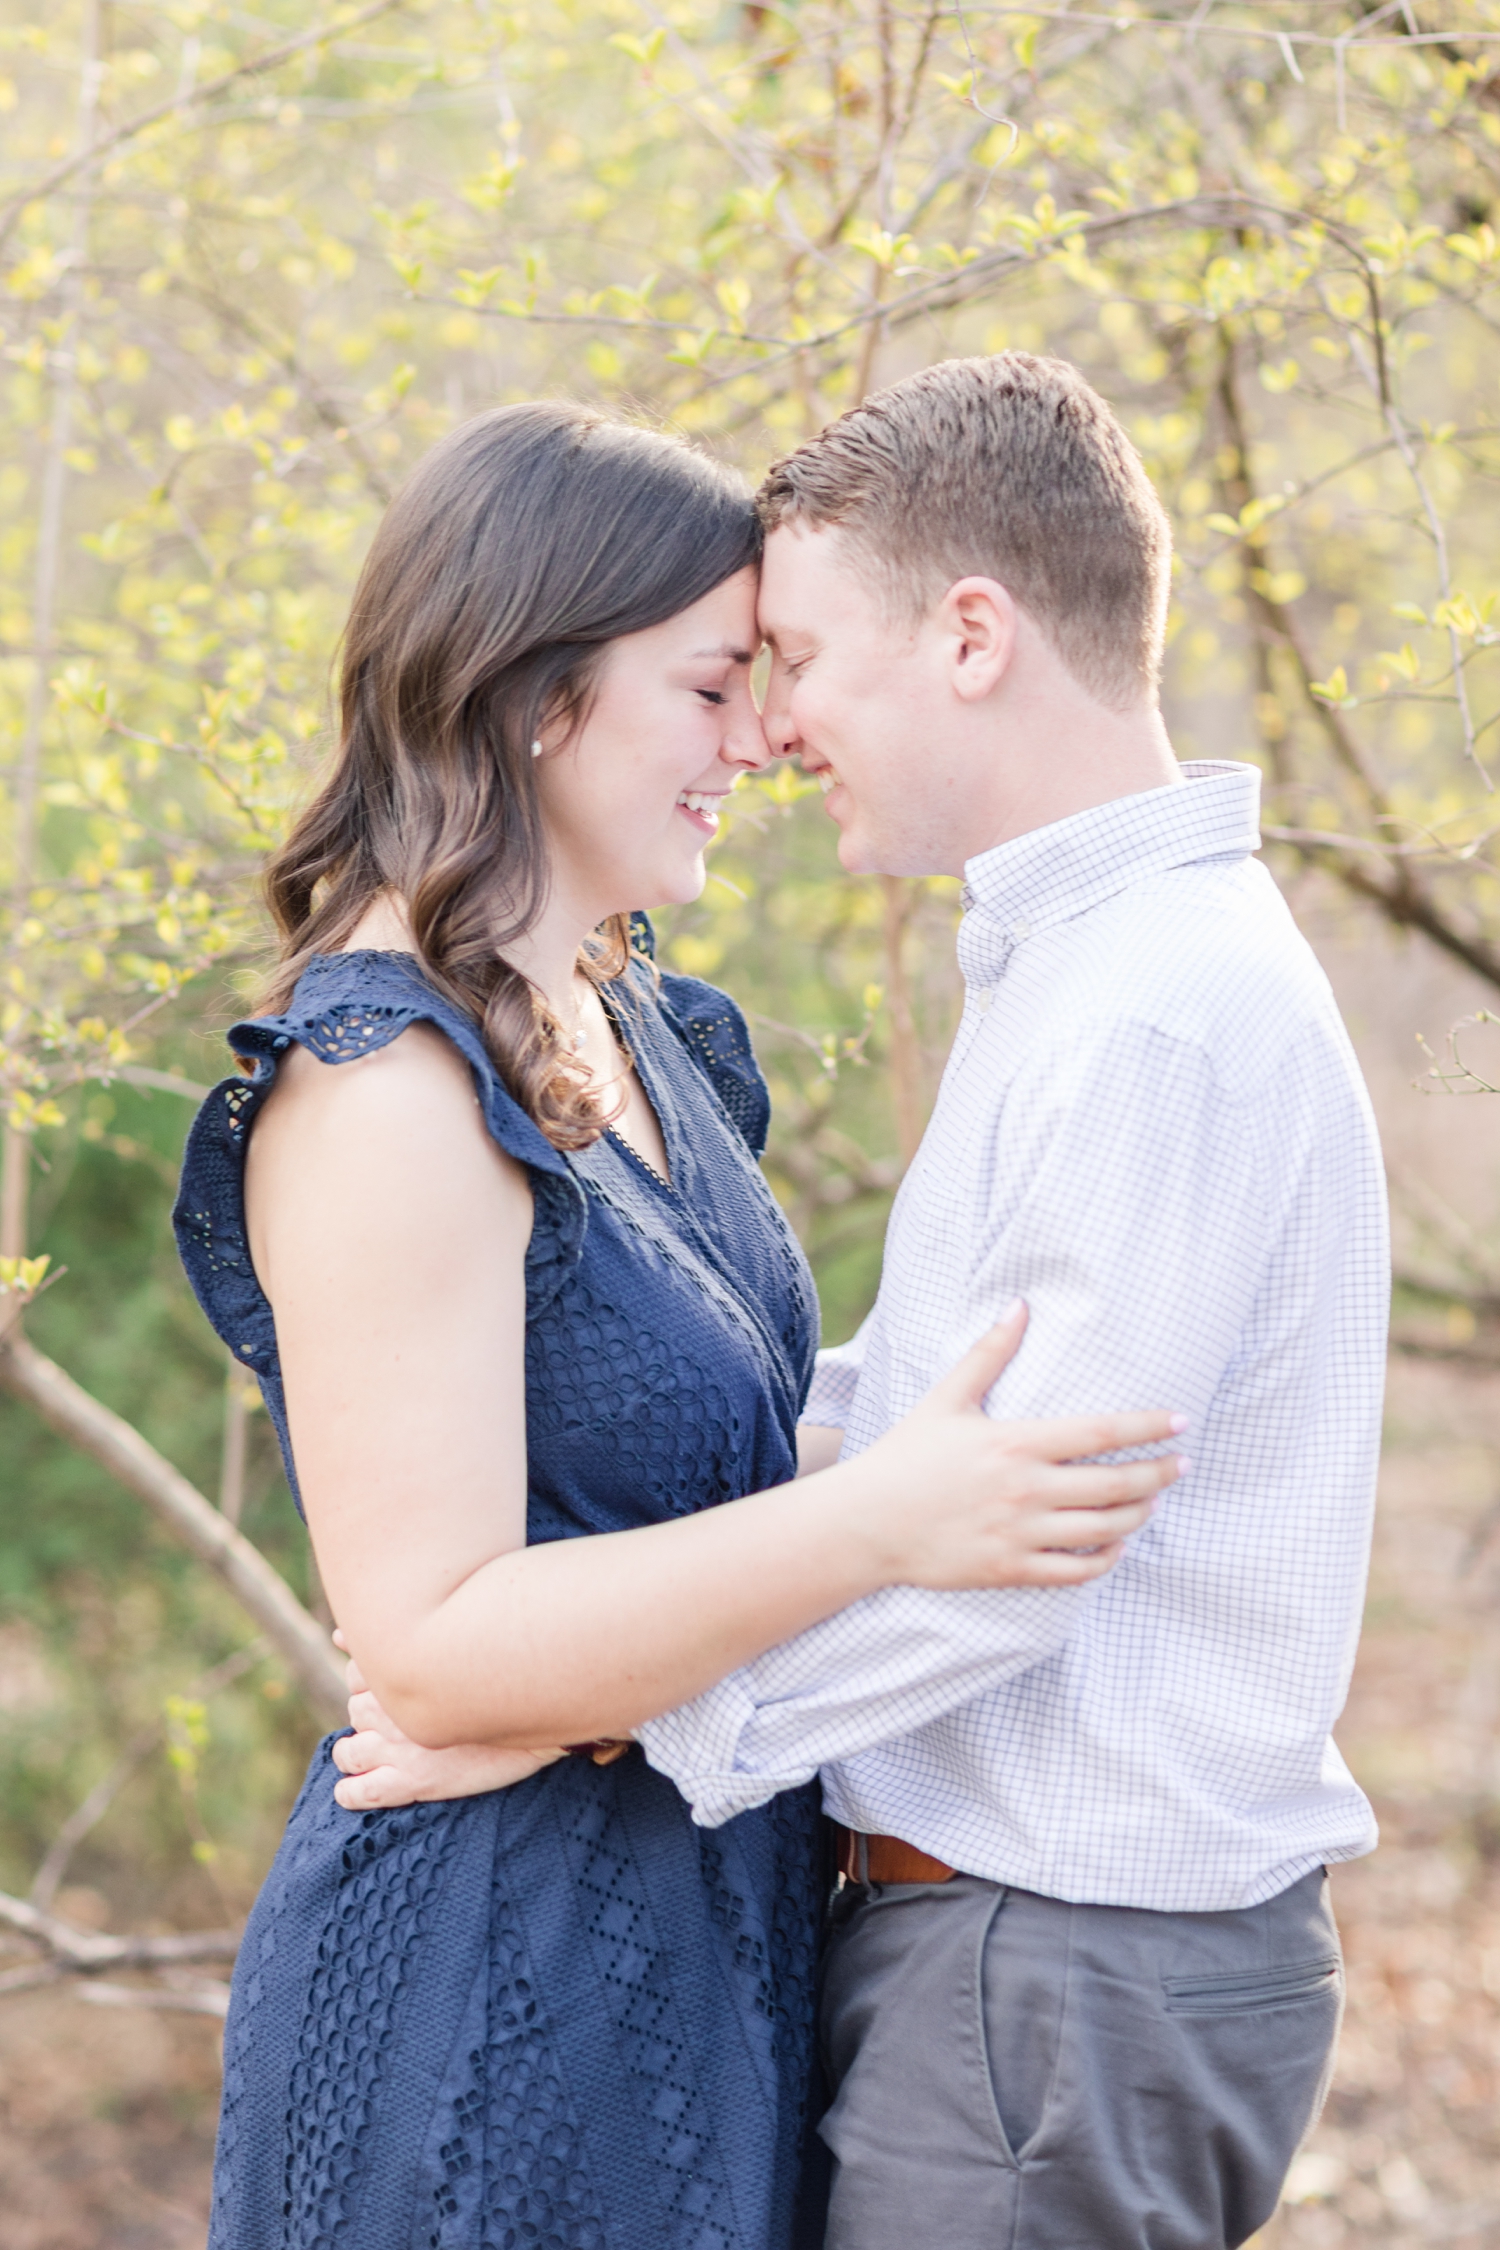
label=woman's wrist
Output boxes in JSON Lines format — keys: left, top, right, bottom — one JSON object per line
{"left": 785, "top": 1450, "right": 907, "bottom": 1602}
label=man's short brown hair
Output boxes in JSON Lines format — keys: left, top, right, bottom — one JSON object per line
{"left": 757, "top": 353, "right": 1171, "bottom": 713}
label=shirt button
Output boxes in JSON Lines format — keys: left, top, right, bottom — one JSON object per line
{"left": 1012, "top": 920, "right": 1032, "bottom": 941}
{"left": 975, "top": 987, "right": 993, "bottom": 1012}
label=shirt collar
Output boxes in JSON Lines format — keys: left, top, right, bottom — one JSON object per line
{"left": 956, "top": 760, "right": 1262, "bottom": 989}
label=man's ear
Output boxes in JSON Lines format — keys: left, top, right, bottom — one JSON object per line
{"left": 938, "top": 577, "right": 1017, "bottom": 703}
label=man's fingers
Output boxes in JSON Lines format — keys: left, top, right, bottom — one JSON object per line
{"left": 919, "top": 1302, "right": 1029, "bottom": 1413}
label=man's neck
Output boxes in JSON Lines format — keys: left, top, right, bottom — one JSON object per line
{"left": 969, "top": 697, "right": 1181, "bottom": 864}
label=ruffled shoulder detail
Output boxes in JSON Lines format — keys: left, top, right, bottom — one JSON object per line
{"left": 173, "top": 951, "right": 589, "bottom": 1409}
{"left": 654, "top": 969, "right": 772, "bottom": 1160}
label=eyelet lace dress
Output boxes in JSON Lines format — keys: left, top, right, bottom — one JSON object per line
{"left": 173, "top": 938, "right": 827, "bottom": 2250}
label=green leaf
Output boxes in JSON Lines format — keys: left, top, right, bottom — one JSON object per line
{"left": 608, "top": 29, "right": 665, "bottom": 63}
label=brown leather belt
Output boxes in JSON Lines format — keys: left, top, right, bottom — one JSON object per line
{"left": 834, "top": 1824, "right": 956, "bottom": 1887}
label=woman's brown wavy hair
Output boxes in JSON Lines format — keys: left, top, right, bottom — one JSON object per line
{"left": 262, "top": 403, "right": 762, "bottom": 1147}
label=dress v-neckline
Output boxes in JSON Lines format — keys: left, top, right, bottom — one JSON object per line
{"left": 598, "top": 983, "right": 676, "bottom": 1191}
{"left": 605, "top": 1122, "right": 674, "bottom": 1194}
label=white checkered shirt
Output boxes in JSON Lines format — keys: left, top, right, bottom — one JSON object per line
{"left": 639, "top": 762, "right": 1388, "bottom": 1911}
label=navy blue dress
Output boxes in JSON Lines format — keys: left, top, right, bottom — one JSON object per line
{"left": 174, "top": 940, "right": 828, "bottom": 2250}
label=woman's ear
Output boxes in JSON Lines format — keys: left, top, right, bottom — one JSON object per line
{"left": 939, "top": 576, "right": 1017, "bottom": 703}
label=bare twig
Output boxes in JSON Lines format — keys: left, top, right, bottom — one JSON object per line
{"left": 1416, "top": 1012, "right": 1500, "bottom": 1095}
{"left": 114, "top": 1065, "right": 212, "bottom": 1102}
{"left": 81, "top": 1977, "right": 231, "bottom": 2019}
{"left": 30, "top": 1640, "right": 269, "bottom": 1914}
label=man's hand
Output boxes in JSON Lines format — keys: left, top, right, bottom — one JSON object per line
{"left": 330, "top": 1636, "right": 564, "bottom": 1810}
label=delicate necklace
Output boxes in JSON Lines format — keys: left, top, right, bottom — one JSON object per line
{"left": 561, "top": 979, "right": 591, "bottom": 1054}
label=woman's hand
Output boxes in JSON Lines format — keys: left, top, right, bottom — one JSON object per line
{"left": 850, "top": 1302, "right": 1187, "bottom": 1591}
{"left": 331, "top": 1643, "right": 565, "bottom": 1809}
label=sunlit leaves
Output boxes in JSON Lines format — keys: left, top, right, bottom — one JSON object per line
{"left": 0, "top": 0, "right": 1498, "bottom": 1255}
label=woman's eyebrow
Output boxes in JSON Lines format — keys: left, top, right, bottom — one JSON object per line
{"left": 689, "top": 642, "right": 756, "bottom": 664}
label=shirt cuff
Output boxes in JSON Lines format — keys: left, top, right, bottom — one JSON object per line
{"left": 636, "top": 1681, "right": 809, "bottom": 1826}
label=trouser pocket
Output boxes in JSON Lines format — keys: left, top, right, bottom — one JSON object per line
{"left": 1163, "top": 1954, "right": 1341, "bottom": 2015}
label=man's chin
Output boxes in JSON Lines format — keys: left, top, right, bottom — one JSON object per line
{"left": 831, "top": 810, "right": 880, "bottom": 875}
{"left": 834, "top": 819, "right": 904, "bottom": 878}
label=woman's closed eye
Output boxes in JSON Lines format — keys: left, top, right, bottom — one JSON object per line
{"left": 696, "top": 688, "right": 728, "bottom": 706}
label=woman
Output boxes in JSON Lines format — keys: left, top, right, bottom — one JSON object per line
{"left": 175, "top": 402, "right": 1183, "bottom": 2250}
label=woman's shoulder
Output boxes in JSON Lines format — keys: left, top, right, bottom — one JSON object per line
{"left": 231, "top": 950, "right": 573, "bottom": 1177}
{"left": 173, "top": 950, "right": 588, "bottom": 1362}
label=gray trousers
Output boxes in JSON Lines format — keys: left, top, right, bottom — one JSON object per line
{"left": 818, "top": 1867, "right": 1341, "bottom": 2250}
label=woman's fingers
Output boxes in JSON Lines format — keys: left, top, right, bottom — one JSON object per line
{"left": 346, "top": 1689, "right": 408, "bottom": 1739}
{"left": 1016, "top": 1542, "right": 1131, "bottom": 1585}
{"left": 332, "top": 1728, "right": 395, "bottom": 1777}
{"left": 334, "top": 1764, "right": 419, "bottom": 1811}
{"left": 917, "top": 1302, "right": 1029, "bottom": 1415}
{"left": 1031, "top": 1501, "right": 1153, "bottom": 1549}
{"left": 1040, "top": 1455, "right": 1187, "bottom": 1510}
{"left": 1008, "top": 1407, "right": 1189, "bottom": 1462}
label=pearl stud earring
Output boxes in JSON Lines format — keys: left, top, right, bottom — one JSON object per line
{"left": 531, "top": 740, "right": 543, "bottom": 758}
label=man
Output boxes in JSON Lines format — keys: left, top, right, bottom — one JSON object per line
{"left": 638, "top": 352, "right": 1388, "bottom": 2249}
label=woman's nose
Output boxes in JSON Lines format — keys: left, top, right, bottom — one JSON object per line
{"left": 723, "top": 705, "right": 774, "bottom": 772}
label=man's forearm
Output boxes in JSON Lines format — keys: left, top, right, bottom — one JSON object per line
{"left": 637, "top": 1576, "right": 1082, "bottom": 1823}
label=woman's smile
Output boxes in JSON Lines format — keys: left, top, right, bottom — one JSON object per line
{"left": 675, "top": 786, "right": 732, "bottom": 836}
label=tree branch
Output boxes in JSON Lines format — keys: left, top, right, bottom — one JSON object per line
{"left": 0, "top": 1889, "right": 237, "bottom": 2018}
{"left": 1213, "top": 326, "right": 1500, "bottom": 994}
{"left": 0, "top": 1334, "right": 344, "bottom": 1722}
{"left": 0, "top": 0, "right": 410, "bottom": 262}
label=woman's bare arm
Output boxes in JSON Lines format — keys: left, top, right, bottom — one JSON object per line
{"left": 248, "top": 1030, "right": 1182, "bottom": 1751}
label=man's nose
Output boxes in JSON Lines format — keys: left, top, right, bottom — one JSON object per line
{"left": 723, "top": 700, "right": 774, "bottom": 772}
{"left": 759, "top": 668, "right": 801, "bottom": 759}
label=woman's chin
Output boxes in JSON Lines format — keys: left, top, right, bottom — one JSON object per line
{"left": 622, "top": 857, "right": 708, "bottom": 917}
{"left": 656, "top": 857, "right": 710, "bottom": 908}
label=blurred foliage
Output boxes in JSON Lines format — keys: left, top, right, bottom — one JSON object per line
{"left": 0, "top": 1061, "right": 322, "bottom": 1909}
{"left": 1, "top": 0, "right": 1499, "bottom": 1902}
